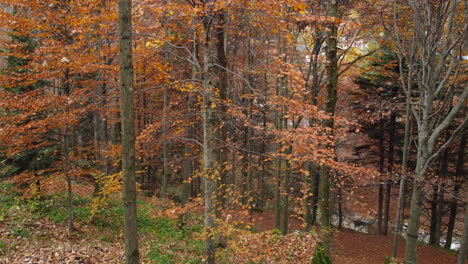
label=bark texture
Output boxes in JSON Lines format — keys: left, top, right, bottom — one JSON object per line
{"left": 118, "top": 0, "right": 140, "bottom": 262}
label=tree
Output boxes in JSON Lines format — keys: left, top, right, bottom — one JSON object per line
{"left": 458, "top": 196, "right": 468, "bottom": 264}
{"left": 445, "top": 131, "right": 466, "bottom": 249}
{"left": 0, "top": 0, "right": 108, "bottom": 231}
{"left": 392, "top": 91, "right": 412, "bottom": 257}
{"left": 389, "top": 1, "right": 468, "bottom": 263}
{"left": 319, "top": 0, "right": 339, "bottom": 255}
{"left": 118, "top": 0, "right": 140, "bottom": 262}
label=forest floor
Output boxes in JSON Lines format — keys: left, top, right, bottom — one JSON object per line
{"left": 251, "top": 212, "right": 460, "bottom": 264}
{"left": 0, "top": 181, "right": 461, "bottom": 264}
{"left": 333, "top": 229, "right": 459, "bottom": 264}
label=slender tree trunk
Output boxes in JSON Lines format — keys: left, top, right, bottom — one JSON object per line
{"left": 93, "top": 111, "right": 101, "bottom": 195}
{"left": 118, "top": 0, "right": 139, "bottom": 262}
{"left": 429, "top": 184, "right": 439, "bottom": 245}
{"left": 246, "top": 130, "right": 253, "bottom": 212}
{"left": 202, "top": 14, "right": 216, "bottom": 264}
{"left": 161, "top": 84, "right": 169, "bottom": 198}
{"left": 383, "top": 111, "right": 396, "bottom": 235}
{"left": 383, "top": 181, "right": 392, "bottom": 235}
{"left": 319, "top": 164, "right": 332, "bottom": 251}
{"left": 405, "top": 111, "right": 430, "bottom": 264}
{"left": 258, "top": 107, "right": 268, "bottom": 211}
{"left": 63, "top": 133, "right": 74, "bottom": 233}
{"left": 304, "top": 31, "right": 323, "bottom": 231}
{"left": 456, "top": 9, "right": 468, "bottom": 264}
{"left": 304, "top": 163, "right": 318, "bottom": 230}
{"left": 392, "top": 101, "right": 411, "bottom": 257}
{"left": 214, "top": 10, "right": 228, "bottom": 210}
{"left": 445, "top": 180, "right": 461, "bottom": 249}
{"left": 274, "top": 158, "right": 282, "bottom": 230}
{"left": 58, "top": 68, "right": 75, "bottom": 234}
{"left": 279, "top": 57, "right": 290, "bottom": 233}
{"left": 338, "top": 186, "right": 343, "bottom": 229}
{"left": 311, "top": 167, "right": 320, "bottom": 226}
{"left": 431, "top": 142, "right": 448, "bottom": 246}
{"left": 435, "top": 185, "right": 443, "bottom": 245}
{"left": 458, "top": 195, "right": 468, "bottom": 264}
{"left": 241, "top": 128, "right": 251, "bottom": 205}
{"left": 281, "top": 153, "right": 291, "bottom": 235}
{"left": 319, "top": 0, "right": 339, "bottom": 255}
{"left": 182, "top": 97, "right": 193, "bottom": 204}
{"left": 273, "top": 53, "right": 284, "bottom": 230}
{"left": 445, "top": 132, "right": 466, "bottom": 249}
{"left": 377, "top": 115, "right": 385, "bottom": 235}
{"left": 182, "top": 29, "right": 199, "bottom": 203}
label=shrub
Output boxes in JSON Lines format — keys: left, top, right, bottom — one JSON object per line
{"left": 384, "top": 256, "right": 403, "bottom": 264}
{"left": 271, "top": 228, "right": 281, "bottom": 235}
{"left": 312, "top": 243, "right": 333, "bottom": 264}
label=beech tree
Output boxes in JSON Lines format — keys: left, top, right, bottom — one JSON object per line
{"left": 319, "top": 0, "right": 339, "bottom": 255}
{"left": 390, "top": 1, "right": 467, "bottom": 263}
{"left": 118, "top": 0, "right": 140, "bottom": 262}
{"left": 2, "top": 1, "right": 467, "bottom": 263}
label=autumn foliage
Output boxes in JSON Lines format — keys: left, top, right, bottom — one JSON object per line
{"left": 0, "top": 0, "right": 467, "bottom": 264}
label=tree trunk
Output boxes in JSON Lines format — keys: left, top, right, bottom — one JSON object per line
{"left": 405, "top": 112, "right": 430, "bottom": 264}
{"left": 202, "top": 14, "right": 216, "bottom": 264}
{"left": 274, "top": 158, "right": 282, "bottom": 230}
{"left": 377, "top": 115, "right": 385, "bottom": 235}
{"left": 393, "top": 1, "right": 467, "bottom": 262}
{"left": 241, "top": 128, "right": 251, "bottom": 206}
{"left": 319, "top": 0, "right": 339, "bottom": 255}
{"left": 161, "top": 84, "right": 169, "bottom": 198}
{"left": 304, "top": 163, "right": 320, "bottom": 230}
{"left": 182, "top": 30, "right": 199, "bottom": 203}
{"left": 311, "top": 167, "right": 320, "bottom": 226}
{"left": 338, "top": 185, "right": 343, "bottom": 229}
{"left": 214, "top": 10, "right": 228, "bottom": 210}
{"left": 458, "top": 196, "right": 468, "bottom": 264}
{"left": 181, "top": 97, "right": 193, "bottom": 204}
{"left": 118, "top": 0, "right": 140, "bottom": 262}
{"left": 435, "top": 185, "right": 443, "bottom": 245}
{"left": 383, "top": 111, "right": 396, "bottom": 236}
{"left": 281, "top": 155, "right": 291, "bottom": 235}
{"left": 273, "top": 52, "right": 284, "bottom": 230}
{"left": 304, "top": 29, "right": 324, "bottom": 231}
{"left": 392, "top": 100, "right": 411, "bottom": 257}
{"left": 429, "top": 184, "right": 439, "bottom": 245}
{"left": 431, "top": 145, "right": 448, "bottom": 246}
{"left": 383, "top": 182, "right": 392, "bottom": 235}
{"left": 59, "top": 68, "right": 75, "bottom": 234}
{"left": 445, "top": 180, "right": 461, "bottom": 249}
{"left": 63, "top": 133, "right": 74, "bottom": 233}
{"left": 445, "top": 132, "right": 466, "bottom": 249}
{"left": 92, "top": 111, "right": 101, "bottom": 195}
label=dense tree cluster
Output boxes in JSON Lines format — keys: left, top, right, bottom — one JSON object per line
{"left": 0, "top": 1, "right": 466, "bottom": 263}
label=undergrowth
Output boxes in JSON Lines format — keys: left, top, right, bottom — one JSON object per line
{"left": 0, "top": 181, "right": 205, "bottom": 263}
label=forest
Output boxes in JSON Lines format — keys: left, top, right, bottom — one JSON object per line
{"left": 0, "top": 0, "right": 467, "bottom": 263}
